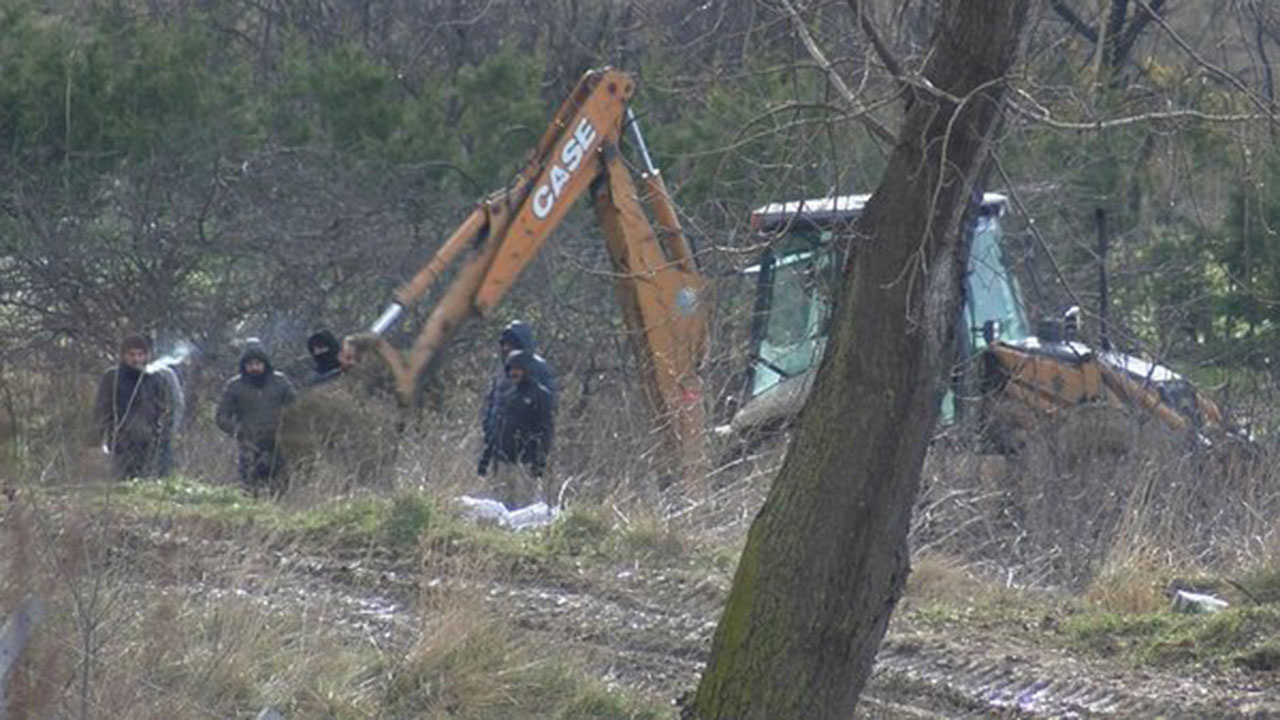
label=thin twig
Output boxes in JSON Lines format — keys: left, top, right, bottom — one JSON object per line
{"left": 1009, "top": 100, "right": 1271, "bottom": 131}
{"left": 1135, "top": 0, "right": 1278, "bottom": 123}
{"left": 845, "top": 0, "right": 903, "bottom": 78}
{"left": 778, "top": 0, "right": 896, "bottom": 144}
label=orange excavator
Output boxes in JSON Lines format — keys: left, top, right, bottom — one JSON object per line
{"left": 356, "top": 68, "right": 708, "bottom": 475}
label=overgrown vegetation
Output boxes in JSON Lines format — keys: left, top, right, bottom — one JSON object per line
{"left": 1065, "top": 605, "right": 1280, "bottom": 672}
{"left": 899, "top": 551, "right": 1280, "bottom": 678}
{"left": 385, "top": 604, "right": 664, "bottom": 719}
{"left": 1, "top": 481, "right": 697, "bottom": 717}
{"left": 4, "top": 0, "right": 1280, "bottom": 715}
{"left": 110, "top": 478, "right": 698, "bottom": 570}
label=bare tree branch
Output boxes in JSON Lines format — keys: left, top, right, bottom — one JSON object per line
{"left": 1135, "top": 0, "right": 1279, "bottom": 122}
{"left": 778, "top": 0, "right": 896, "bottom": 144}
{"left": 1047, "top": 0, "right": 1099, "bottom": 44}
{"left": 845, "top": 0, "right": 902, "bottom": 78}
{"left": 1249, "top": 1, "right": 1276, "bottom": 106}
{"left": 992, "top": 150, "right": 1084, "bottom": 314}
{"left": 1112, "top": 0, "right": 1165, "bottom": 68}
{"left": 1009, "top": 97, "right": 1272, "bottom": 130}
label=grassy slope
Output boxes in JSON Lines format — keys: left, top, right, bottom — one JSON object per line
{"left": 4, "top": 480, "right": 686, "bottom": 719}
{"left": 4, "top": 479, "right": 1277, "bottom": 717}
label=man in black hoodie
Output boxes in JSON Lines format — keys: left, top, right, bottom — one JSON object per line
{"left": 216, "top": 343, "right": 297, "bottom": 497}
{"left": 305, "top": 330, "right": 344, "bottom": 388}
{"left": 480, "top": 320, "right": 556, "bottom": 458}
{"left": 477, "top": 350, "right": 554, "bottom": 508}
{"left": 94, "top": 334, "right": 170, "bottom": 480}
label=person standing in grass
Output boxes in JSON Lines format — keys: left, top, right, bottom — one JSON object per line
{"left": 477, "top": 350, "right": 554, "bottom": 508}
{"left": 94, "top": 333, "right": 170, "bottom": 480}
{"left": 480, "top": 320, "right": 556, "bottom": 456}
{"left": 216, "top": 342, "right": 296, "bottom": 498}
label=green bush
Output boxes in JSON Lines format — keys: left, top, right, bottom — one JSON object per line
{"left": 384, "top": 493, "right": 433, "bottom": 546}
{"left": 1236, "top": 564, "right": 1280, "bottom": 605}
{"left": 546, "top": 505, "right": 613, "bottom": 557}
{"left": 1065, "top": 605, "right": 1280, "bottom": 671}
{"left": 296, "top": 494, "right": 435, "bottom": 548}
{"left": 121, "top": 477, "right": 246, "bottom": 507}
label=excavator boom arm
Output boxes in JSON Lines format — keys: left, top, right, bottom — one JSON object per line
{"left": 473, "top": 70, "right": 636, "bottom": 312}
{"left": 363, "top": 68, "right": 707, "bottom": 477}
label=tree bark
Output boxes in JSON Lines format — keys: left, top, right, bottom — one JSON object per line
{"left": 688, "top": 3, "right": 1029, "bottom": 719}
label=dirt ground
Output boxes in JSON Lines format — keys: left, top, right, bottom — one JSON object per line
{"left": 103, "top": 494, "right": 1279, "bottom": 720}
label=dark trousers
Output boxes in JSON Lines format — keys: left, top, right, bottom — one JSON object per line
{"left": 487, "top": 461, "right": 549, "bottom": 509}
{"left": 238, "top": 442, "right": 287, "bottom": 498}
{"left": 155, "top": 435, "right": 176, "bottom": 477}
{"left": 111, "top": 439, "right": 157, "bottom": 481}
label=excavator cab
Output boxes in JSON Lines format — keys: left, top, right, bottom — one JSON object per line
{"left": 725, "top": 193, "right": 1018, "bottom": 435}
{"left": 723, "top": 191, "right": 1247, "bottom": 457}
{"left": 745, "top": 226, "right": 841, "bottom": 400}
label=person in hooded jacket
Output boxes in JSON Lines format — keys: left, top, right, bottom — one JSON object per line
{"left": 216, "top": 343, "right": 297, "bottom": 497}
{"left": 477, "top": 350, "right": 554, "bottom": 509}
{"left": 305, "top": 330, "right": 344, "bottom": 388}
{"left": 480, "top": 320, "right": 556, "bottom": 455}
{"left": 94, "top": 334, "right": 170, "bottom": 480}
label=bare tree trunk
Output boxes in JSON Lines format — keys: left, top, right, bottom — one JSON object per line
{"left": 688, "top": 3, "right": 1029, "bottom": 719}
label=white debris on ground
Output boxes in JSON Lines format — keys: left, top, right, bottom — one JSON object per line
{"left": 457, "top": 496, "right": 557, "bottom": 530}
{"left": 1171, "top": 590, "right": 1229, "bottom": 614}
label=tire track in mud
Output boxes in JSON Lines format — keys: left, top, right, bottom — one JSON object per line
{"left": 409, "top": 571, "right": 1280, "bottom": 718}
{"left": 474, "top": 573, "right": 713, "bottom": 699}
{"left": 422, "top": 569, "right": 1273, "bottom": 718}
{"left": 871, "top": 637, "right": 1272, "bottom": 719}
{"left": 125, "top": 524, "right": 1278, "bottom": 718}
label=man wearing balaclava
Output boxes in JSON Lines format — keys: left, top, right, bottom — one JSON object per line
{"left": 305, "top": 329, "right": 344, "bottom": 388}
{"left": 94, "top": 333, "right": 170, "bottom": 480}
{"left": 216, "top": 342, "right": 297, "bottom": 497}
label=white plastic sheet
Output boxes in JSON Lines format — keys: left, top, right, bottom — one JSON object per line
{"left": 457, "top": 496, "right": 556, "bottom": 530}
{"left": 1171, "top": 590, "right": 1228, "bottom": 614}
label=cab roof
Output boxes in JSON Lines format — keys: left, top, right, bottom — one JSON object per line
{"left": 751, "top": 192, "right": 1008, "bottom": 230}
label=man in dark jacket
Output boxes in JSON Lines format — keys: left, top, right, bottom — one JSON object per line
{"left": 305, "top": 329, "right": 344, "bottom": 388}
{"left": 94, "top": 334, "right": 170, "bottom": 480}
{"left": 216, "top": 343, "right": 297, "bottom": 497}
{"left": 480, "top": 320, "right": 556, "bottom": 454}
{"left": 477, "top": 350, "right": 554, "bottom": 509}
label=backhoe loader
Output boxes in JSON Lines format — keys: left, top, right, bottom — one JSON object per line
{"left": 355, "top": 68, "right": 708, "bottom": 478}
{"left": 721, "top": 192, "right": 1244, "bottom": 456}
{"left": 348, "top": 66, "right": 1238, "bottom": 481}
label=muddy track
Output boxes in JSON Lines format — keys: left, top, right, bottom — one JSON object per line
{"left": 267, "top": 550, "right": 1279, "bottom": 718}
{"left": 124, "top": 522, "right": 1277, "bottom": 718}
{"left": 463, "top": 569, "right": 1279, "bottom": 719}
{"left": 873, "top": 637, "right": 1274, "bottom": 719}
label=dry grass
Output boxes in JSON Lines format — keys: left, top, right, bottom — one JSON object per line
{"left": 915, "top": 412, "right": 1280, "bottom": 592}
{"left": 0, "top": 473, "right": 670, "bottom": 719}
{"left": 904, "top": 412, "right": 1280, "bottom": 678}
{"left": 1236, "top": 559, "right": 1280, "bottom": 604}
{"left": 1080, "top": 545, "right": 1190, "bottom": 614}
{"left": 1, "top": 496, "right": 385, "bottom": 718}
{"left": 386, "top": 602, "right": 658, "bottom": 719}
{"left": 4, "top": 353, "right": 1279, "bottom": 716}
{"left": 905, "top": 554, "right": 990, "bottom": 603}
